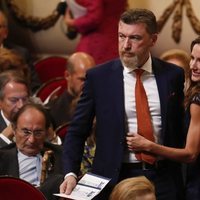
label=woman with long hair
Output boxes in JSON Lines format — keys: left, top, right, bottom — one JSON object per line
{"left": 128, "top": 36, "right": 200, "bottom": 199}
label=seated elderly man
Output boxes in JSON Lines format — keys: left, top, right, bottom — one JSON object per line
{"left": 0, "top": 70, "right": 30, "bottom": 147}
{"left": 0, "top": 70, "right": 61, "bottom": 146}
{"left": 0, "top": 102, "right": 64, "bottom": 200}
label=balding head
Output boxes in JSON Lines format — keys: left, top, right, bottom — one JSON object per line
{"left": 67, "top": 52, "right": 95, "bottom": 73}
{"left": 65, "top": 52, "right": 95, "bottom": 97}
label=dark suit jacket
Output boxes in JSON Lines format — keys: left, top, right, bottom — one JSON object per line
{"left": 0, "top": 142, "right": 64, "bottom": 200}
{"left": 0, "top": 112, "right": 10, "bottom": 148}
{"left": 0, "top": 112, "right": 7, "bottom": 132}
{"left": 63, "top": 57, "right": 185, "bottom": 184}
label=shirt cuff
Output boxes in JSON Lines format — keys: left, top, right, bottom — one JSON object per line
{"left": 56, "top": 136, "right": 62, "bottom": 145}
{"left": 64, "top": 172, "right": 77, "bottom": 180}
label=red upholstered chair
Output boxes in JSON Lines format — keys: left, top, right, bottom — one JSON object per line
{"left": 34, "top": 77, "right": 67, "bottom": 104}
{"left": 0, "top": 176, "right": 47, "bottom": 200}
{"left": 34, "top": 56, "right": 67, "bottom": 83}
{"left": 55, "top": 122, "right": 70, "bottom": 142}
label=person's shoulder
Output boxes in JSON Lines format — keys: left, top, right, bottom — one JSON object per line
{"left": 0, "top": 142, "right": 16, "bottom": 152}
{"left": 87, "top": 58, "right": 122, "bottom": 74}
{"left": 152, "top": 57, "right": 184, "bottom": 73}
{"left": 47, "top": 90, "right": 68, "bottom": 107}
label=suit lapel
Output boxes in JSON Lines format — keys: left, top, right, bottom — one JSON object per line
{"left": 110, "top": 60, "right": 124, "bottom": 109}
{"left": 109, "top": 60, "right": 125, "bottom": 136}
{"left": 0, "top": 113, "right": 7, "bottom": 132}
{"left": 152, "top": 58, "right": 169, "bottom": 137}
{"left": 8, "top": 146, "right": 20, "bottom": 177}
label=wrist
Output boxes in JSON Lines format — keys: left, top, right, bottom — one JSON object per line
{"left": 65, "top": 172, "right": 77, "bottom": 180}
{"left": 146, "top": 141, "right": 154, "bottom": 152}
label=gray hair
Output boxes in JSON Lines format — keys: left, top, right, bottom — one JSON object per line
{"left": 0, "top": 70, "right": 29, "bottom": 100}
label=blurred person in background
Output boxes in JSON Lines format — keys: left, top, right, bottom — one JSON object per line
{"left": 109, "top": 176, "right": 156, "bottom": 200}
{"left": 64, "top": 0, "right": 128, "bottom": 64}
{"left": 0, "top": 10, "right": 41, "bottom": 93}
{"left": 0, "top": 70, "right": 30, "bottom": 147}
{"left": 160, "top": 48, "right": 190, "bottom": 91}
{"left": 49, "top": 51, "right": 95, "bottom": 129}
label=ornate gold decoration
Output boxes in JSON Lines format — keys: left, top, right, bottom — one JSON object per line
{"left": 40, "top": 150, "right": 54, "bottom": 184}
{"left": 157, "top": 0, "right": 200, "bottom": 43}
{"left": 6, "top": 0, "right": 60, "bottom": 31}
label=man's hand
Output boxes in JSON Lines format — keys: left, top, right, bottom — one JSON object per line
{"left": 2, "top": 124, "right": 14, "bottom": 140}
{"left": 64, "top": 9, "right": 75, "bottom": 27}
{"left": 60, "top": 175, "right": 77, "bottom": 195}
{"left": 126, "top": 132, "right": 152, "bottom": 152}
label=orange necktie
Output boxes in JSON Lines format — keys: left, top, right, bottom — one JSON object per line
{"left": 134, "top": 69, "right": 156, "bottom": 164}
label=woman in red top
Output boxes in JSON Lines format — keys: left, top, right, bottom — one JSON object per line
{"left": 64, "top": 0, "right": 128, "bottom": 64}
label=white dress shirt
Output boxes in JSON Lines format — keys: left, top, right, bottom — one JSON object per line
{"left": 123, "top": 56, "right": 162, "bottom": 162}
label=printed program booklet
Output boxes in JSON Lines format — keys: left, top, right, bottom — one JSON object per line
{"left": 54, "top": 172, "right": 110, "bottom": 200}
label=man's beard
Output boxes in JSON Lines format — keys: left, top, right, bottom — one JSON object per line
{"left": 120, "top": 53, "right": 139, "bottom": 69}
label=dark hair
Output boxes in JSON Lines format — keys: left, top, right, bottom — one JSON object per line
{"left": 0, "top": 70, "right": 30, "bottom": 100}
{"left": 11, "top": 102, "right": 51, "bottom": 130}
{"left": 190, "top": 36, "right": 200, "bottom": 52}
{"left": 184, "top": 36, "right": 200, "bottom": 108}
{"left": 0, "top": 48, "right": 30, "bottom": 83}
{"left": 120, "top": 8, "right": 158, "bottom": 34}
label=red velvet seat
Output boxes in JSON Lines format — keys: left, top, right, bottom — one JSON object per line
{"left": 0, "top": 176, "right": 47, "bottom": 200}
{"left": 34, "top": 56, "right": 67, "bottom": 83}
{"left": 34, "top": 77, "right": 67, "bottom": 103}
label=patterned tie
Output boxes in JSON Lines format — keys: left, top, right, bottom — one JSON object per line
{"left": 134, "top": 69, "right": 156, "bottom": 164}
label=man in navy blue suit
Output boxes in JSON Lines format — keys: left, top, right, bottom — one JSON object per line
{"left": 60, "top": 8, "right": 185, "bottom": 200}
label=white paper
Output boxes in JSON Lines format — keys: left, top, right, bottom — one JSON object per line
{"left": 66, "top": 0, "right": 87, "bottom": 19}
{"left": 54, "top": 172, "right": 110, "bottom": 200}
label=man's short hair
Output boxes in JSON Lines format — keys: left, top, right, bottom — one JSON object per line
{"left": 0, "top": 70, "right": 29, "bottom": 100}
{"left": 11, "top": 102, "right": 51, "bottom": 130}
{"left": 120, "top": 8, "right": 158, "bottom": 34}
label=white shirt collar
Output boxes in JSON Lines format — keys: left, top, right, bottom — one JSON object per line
{"left": 18, "top": 149, "right": 41, "bottom": 158}
{"left": 123, "top": 55, "right": 153, "bottom": 74}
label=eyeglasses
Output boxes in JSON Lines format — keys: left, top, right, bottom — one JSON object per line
{"left": 16, "top": 128, "right": 46, "bottom": 138}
